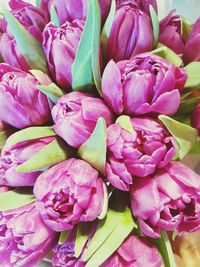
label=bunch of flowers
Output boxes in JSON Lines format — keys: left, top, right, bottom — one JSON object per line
{"left": 0, "top": 0, "right": 200, "bottom": 266}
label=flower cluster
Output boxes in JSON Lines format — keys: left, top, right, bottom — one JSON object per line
{"left": 0, "top": 0, "right": 200, "bottom": 266}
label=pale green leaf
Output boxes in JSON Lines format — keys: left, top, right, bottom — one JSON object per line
{"left": 2, "top": 6, "right": 48, "bottom": 73}
{"left": 189, "top": 141, "right": 200, "bottom": 154}
{"left": 101, "top": 0, "right": 116, "bottom": 57}
{"left": 16, "top": 138, "right": 69, "bottom": 172}
{"left": 75, "top": 223, "right": 91, "bottom": 258}
{"left": 115, "top": 115, "right": 135, "bottom": 134}
{"left": 37, "top": 83, "right": 65, "bottom": 103}
{"left": 50, "top": 5, "right": 60, "bottom": 27}
{"left": 7, "top": 126, "right": 56, "bottom": 147}
{"left": 153, "top": 231, "right": 176, "bottom": 267}
{"left": 78, "top": 118, "right": 107, "bottom": 175}
{"left": 29, "top": 70, "right": 52, "bottom": 85}
{"left": 98, "top": 183, "right": 108, "bottom": 220}
{"left": 184, "top": 62, "right": 200, "bottom": 89}
{"left": 177, "top": 95, "right": 200, "bottom": 115}
{"left": 181, "top": 16, "right": 192, "bottom": 42}
{"left": 156, "top": 43, "right": 182, "bottom": 67}
{"left": 151, "top": 46, "right": 167, "bottom": 57}
{"left": 159, "top": 115, "right": 198, "bottom": 159}
{"left": 35, "top": 0, "right": 41, "bottom": 7}
{"left": 59, "top": 231, "right": 70, "bottom": 245}
{"left": 0, "top": 129, "right": 15, "bottom": 151}
{"left": 72, "top": 0, "right": 102, "bottom": 96}
{"left": 0, "top": 190, "right": 35, "bottom": 211}
{"left": 85, "top": 208, "right": 136, "bottom": 267}
{"left": 150, "top": 5, "right": 159, "bottom": 45}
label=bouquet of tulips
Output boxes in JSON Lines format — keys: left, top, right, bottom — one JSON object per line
{"left": 1, "top": 0, "right": 200, "bottom": 266}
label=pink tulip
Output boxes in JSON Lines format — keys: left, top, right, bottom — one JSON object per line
{"left": 191, "top": 102, "right": 200, "bottom": 131}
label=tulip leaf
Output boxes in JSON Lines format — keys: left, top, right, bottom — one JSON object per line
{"left": 189, "top": 141, "right": 200, "bottom": 154}
{"left": 59, "top": 231, "right": 70, "bottom": 245}
{"left": 2, "top": 6, "right": 48, "bottom": 73}
{"left": 156, "top": 43, "right": 182, "bottom": 67}
{"left": 184, "top": 62, "right": 200, "bottom": 89}
{"left": 7, "top": 126, "right": 56, "bottom": 147}
{"left": 116, "top": 115, "right": 135, "bottom": 134}
{"left": 16, "top": 138, "right": 69, "bottom": 172}
{"left": 0, "top": 129, "right": 15, "bottom": 151}
{"left": 36, "top": 0, "right": 41, "bottom": 7}
{"left": 101, "top": 0, "right": 116, "bottom": 57}
{"left": 152, "top": 231, "right": 176, "bottom": 267}
{"left": 177, "top": 95, "right": 200, "bottom": 115}
{"left": 159, "top": 115, "right": 198, "bottom": 159}
{"left": 85, "top": 208, "right": 136, "bottom": 267}
{"left": 98, "top": 183, "right": 108, "bottom": 220}
{"left": 0, "top": 189, "right": 35, "bottom": 211}
{"left": 78, "top": 117, "right": 107, "bottom": 175}
{"left": 50, "top": 5, "right": 60, "bottom": 27}
{"left": 150, "top": 5, "right": 159, "bottom": 45}
{"left": 37, "top": 83, "right": 65, "bottom": 103}
{"left": 181, "top": 17, "right": 192, "bottom": 42}
{"left": 75, "top": 223, "right": 91, "bottom": 258}
{"left": 72, "top": 0, "right": 102, "bottom": 96}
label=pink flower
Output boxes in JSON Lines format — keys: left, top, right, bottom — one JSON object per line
{"left": 191, "top": 102, "right": 200, "bottom": 131}
{"left": 106, "top": 117, "right": 177, "bottom": 191}
{"left": 0, "top": 203, "right": 57, "bottom": 267}
{"left": 0, "top": 136, "right": 55, "bottom": 187}
{"left": 52, "top": 92, "right": 113, "bottom": 148}
{"left": 101, "top": 235, "right": 162, "bottom": 267}
{"left": 106, "top": 3, "right": 154, "bottom": 62}
{"left": 0, "top": 64, "right": 51, "bottom": 129}
{"left": 102, "top": 53, "right": 187, "bottom": 116}
{"left": 43, "top": 20, "right": 84, "bottom": 90}
{"left": 130, "top": 161, "right": 200, "bottom": 238}
{"left": 34, "top": 158, "right": 107, "bottom": 231}
{"left": 159, "top": 10, "right": 184, "bottom": 55}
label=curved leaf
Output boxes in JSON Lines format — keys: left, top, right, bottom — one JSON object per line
{"left": 59, "top": 231, "right": 70, "bottom": 245}
{"left": 184, "top": 62, "right": 200, "bottom": 89}
{"left": 50, "top": 5, "right": 60, "bottom": 27}
{"left": 156, "top": 43, "right": 182, "bottom": 67}
{"left": 37, "top": 83, "right": 65, "bottom": 103}
{"left": 2, "top": 6, "right": 48, "bottom": 73}
{"left": 181, "top": 17, "right": 192, "bottom": 42}
{"left": 0, "top": 190, "right": 35, "bottom": 211}
{"left": 75, "top": 223, "right": 91, "bottom": 258}
{"left": 150, "top": 5, "right": 159, "bottom": 45}
{"left": 78, "top": 118, "right": 107, "bottom": 175}
{"left": 16, "top": 138, "right": 70, "bottom": 172}
{"left": 0, "top": 129, "right": 15, "bottom": 151}
{"left": 116, "top": 115, "right": 135, "bottom": 134}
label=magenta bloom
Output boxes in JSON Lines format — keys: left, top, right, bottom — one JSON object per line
{"left": 52, "top": 92, "right": 113, "bottom": 148}
{"left": 41, "top": 0, "right": 111, "bottom": 25}
{"left": 0, "top": 135, "right": 55, "bottom": 187}
{"left": 0, "top": 203, "right": 57, "bottom": 267}
{"left": 130, "top": 161, "right": 200, "bottom": 238}
{"left": 159, "top": 10, "right": 184, "bottom": 55}
{"left": 34, "top": 158, "right": 107, "bottom": 231}
{"left": 0, "top": 64, "right": 51, "bottom": 128}
{"left": 52, "top": 223, "right": 96, "bottom": 267}
{"left": 106, "top": 117, "right": 177, "bottom": 191}
{"left": 183, "top": 17, "right": 200, "bottom": 63}
{"left": 102, "top": 53, "right": 187, "bottom": 116}
{"left": 101, "top": 235, "right": 162, "bottom": 267}
{"left": 43, "top": 20, "right": 84, "bottom": 90}
{"left": 191, "top": 102, "right": 200, "bottom": 131}
{"left": 106, "top": 3, "right": 154, "bottom": 62}
{"left": 0, "top": 186, "right": 9, "bottom": 193}
{"left": 0, "top": 0, "right": 47, "bottom": 71}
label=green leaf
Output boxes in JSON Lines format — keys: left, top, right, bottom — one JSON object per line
{"left": 101, "top": 0, "right": 116, "bottom": 57}
{"left": 35, "top": 0, "right": 41, "bottom": 7}
{"left": 37, "top": 83, "right": 65, "bottom": 103}
{"left": 153, "top": 231, "right": 176, "bottom": 267}
{"left": 98, "top": 183, "right": 108, "bottom": 220}
{"left": 59, "top": 231, "right": 70, "bottom": 245}
{"left": 84, "top": 208, "right": 136, "bottom": 267}
{"left": 50, "top": 5, "right": 60, "bottom": 27}
{"left": 159, "top": 115, "right": 198, "bottom": 159}
{"left": 156, "top": 43, "right": 182, "bottom": 67}
{"left": 0, "top": 129, "right": 15, "bottom": 151}
{"left": 184, "top": 62, "right": 200, "bottom": 89}
{"left": 151, "top": 46, "right": 167, "bottom": 58}
{"left": 78, "top": 118, "right": 107, "bottom": 175}
{"left": 149, "top": 5, "right": 159, "bottom": 45}
{"left": 75, "top": 223, "right": 91, "bottom": 258}
{"left": 72, "top": 0, "right": 102, "bottom": 96}
{"left": 0, "top": 190, "right": 35, "bottom": 211}
{"left": 181, "top": 16, "right": 192, "bottom": 42}
{"left": 189, "top": 141, "right": 200, "bottom": 154}
{"left": 7, "top": 126, "right": 56, "bottom": 147}
{"left": 16, "top": 138, "right": 69, "bottom": 172}
{"left": 177, "top": 95, "right": 200, "bottom": 115}
{"left": 115, "top": 115, "right": 135, "bottom": 134}
{"left": 29, "top": 69, "right": 51, "bottom": 85}
{"left": 2, "top": 6, "right": 48, "bottom": 73}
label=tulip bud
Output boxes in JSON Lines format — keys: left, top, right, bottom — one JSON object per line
{"left": 52, "top": 92, "right": 113, "bottom": 148}
{"left": 0, "top": 203, "right": 57, "bottom": 266}
{"left": 0, "top": 64, "right": 52, "bottom": 129}
{"left": 34, "top": 158, "right": 107, "bottom": 231}
{"left": 102, "top": 53, "right": 187, "bottom": 116}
